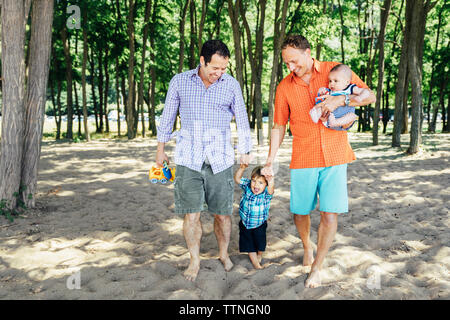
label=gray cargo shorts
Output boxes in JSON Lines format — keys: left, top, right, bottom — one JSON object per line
{"left": 174, "top": 162, "right": 234, "bottom": 216}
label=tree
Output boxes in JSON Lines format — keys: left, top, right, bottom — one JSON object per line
{"left": 126, "top": 0, "right": 137, "bottom": 139}
{"left": 372, "top": 0, "right": 392, "bottom": 145}
{"left": 0, "top": 0, "right": 54, "bottom": 209}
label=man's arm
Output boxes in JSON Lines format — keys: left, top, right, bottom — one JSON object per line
{"left": 318, "top": 89, "right": 376, "bottom": 117}
{"left": 155, "top": 76, "right": 180, "bottom": 167}
{"left": 262, "top": 123, "right": 286, "bottom": 177}
{"left": 230, "top": 79, "right": 253, "bottom": 165}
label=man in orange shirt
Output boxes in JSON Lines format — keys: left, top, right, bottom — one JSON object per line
{"left": 263, "top": 35, "right": 376, "bottom": 288}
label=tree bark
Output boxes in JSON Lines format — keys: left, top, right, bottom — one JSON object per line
{"left": 227, "top": 0, "right": 244, "bottom": 90}
{"left": 61, "top": 26, "right": 74, "bottom": 140}
{"left": 337, "top": 0, "right": 345, "bottom": 63}
{"left": 126, "top": 0, "right": 136, "bottom": 139}
{"left": 148, "top": 0, "right": 158, "bottom": 136}
{"left": 0, "top": 0, "right": 26, "bottom": 208}
{"left": 137, "top": 0, "right": 152, "bottom": 138}
{"left": 178, "top": 0, "right": 190, "bottom": 73}
{"left": 392, "top": 0, "right": 413, "bottom": 147}
{"left": 21, "top": 0, "right": 54, "bottom": 208}
{"left": 81, "top": 7, "right": 90, "bottom": 141}
{"left": 268, "top": 0, "right": 290, "bottom": 140}
{"left": 372, "top": 0, "right": 392, "bottom": 145}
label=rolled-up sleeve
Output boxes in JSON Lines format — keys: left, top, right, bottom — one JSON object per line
{"left": 230, "top": 79, "right": 252, "bottom": 154}
{"left": 157, "top": 75, "right": 179, "bottom": 143}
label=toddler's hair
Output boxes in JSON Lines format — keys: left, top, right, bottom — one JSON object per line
{"left": 329, "top": 64, "right": 352, "bottom": 81}
{"left": 250, "top": 166, "right": 267, "bottom": 184}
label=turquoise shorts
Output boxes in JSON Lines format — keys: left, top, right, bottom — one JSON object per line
{"left": 290, "top": 164, "right": 348, "bottom": 215}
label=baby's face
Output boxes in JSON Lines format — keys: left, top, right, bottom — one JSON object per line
{"left": 250, "top": 176, "right": 267, "bottom": 195}
{"left": 328, "top": 70, "right": 351, "bottom": 92}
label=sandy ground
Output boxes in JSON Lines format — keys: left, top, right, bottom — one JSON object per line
{"left": 0, "top": 130, "right": 449, "bottom": 300}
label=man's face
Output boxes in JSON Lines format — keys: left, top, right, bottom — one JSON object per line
{"left": 281, "top": 46, "right": 312, "bottom": 78}
{"left": 199, "top": 54, "right": 229, "bottom": 85}
{"left": 328, "top": 70, "right": 351, "bottom": 91}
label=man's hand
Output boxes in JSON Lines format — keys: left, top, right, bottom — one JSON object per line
{"left": 316, "top": 95, "right": 345, "bottom": 118}
{"left": 261, "top": 162, "right": 274, "bottom": 179}
{"left": 240, "top": 153, "right": 251, "bottom": 166}
{"left": 156, "top": 142, "right": 169, "bottom": 167}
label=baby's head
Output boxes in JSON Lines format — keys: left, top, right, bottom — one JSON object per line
{"left": 328, "top": 64, "right": 352, "bottom": 92}
{"left": 250, "top": 166, "right": 268, "bottom": 195}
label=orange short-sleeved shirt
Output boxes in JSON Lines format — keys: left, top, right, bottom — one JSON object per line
{"left": 274, "top": 59, "right": 369, "bottom": 169}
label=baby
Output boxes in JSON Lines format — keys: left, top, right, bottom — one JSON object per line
{"left": 234, "top": 164, "right": 274, "bottom": 269}
{"left": 310, "top": 64, "right": 371, "bottom": 130}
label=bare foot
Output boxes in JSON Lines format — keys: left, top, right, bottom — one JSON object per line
{"left": 219, "top": 256, "right": 234, "bottom": 272}
{"left": 303, "top": 246, "right": 314, "bottom": 267}
{"left": 257, "top": 252, "right": 263, "bottom": 263}
{"left": 305, "top": 269, "right": 321, "bottom": 288}
{"left": 184, "top": 259, "right": 200, "bottom": 281}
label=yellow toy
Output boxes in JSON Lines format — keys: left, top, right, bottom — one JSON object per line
{"left": 149, "top": 161, "right": 176, "bottom": 184}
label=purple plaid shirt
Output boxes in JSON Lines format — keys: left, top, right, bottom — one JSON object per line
{"left": 157, "top": 66, "right": 252, "bottom": 174}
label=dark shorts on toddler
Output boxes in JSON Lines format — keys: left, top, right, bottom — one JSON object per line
{"left": 239, "top": 220, "right": 267, "bottom": 253}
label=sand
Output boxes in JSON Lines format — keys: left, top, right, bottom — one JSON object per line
{"left": 0, "top": 130, "right": 449, "bottom": 300}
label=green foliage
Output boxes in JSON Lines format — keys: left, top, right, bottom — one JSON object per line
{"left": 0, "top": 185, "right": 29, "bottom": 222}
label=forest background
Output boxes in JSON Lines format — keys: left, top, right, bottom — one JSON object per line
{"left": 0, "top": 0, "right": 448, "bottom": 211}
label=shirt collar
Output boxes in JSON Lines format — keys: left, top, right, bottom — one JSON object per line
{"left": 190, "top": 64, "right": 227, "bottom": 83}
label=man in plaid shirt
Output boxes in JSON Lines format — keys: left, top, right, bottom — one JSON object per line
{"left": 156, "top": 40, "right": 252, "bottom": 281}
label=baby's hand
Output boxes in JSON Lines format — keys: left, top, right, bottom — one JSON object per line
{"left": 240, "top": 163, "right": 249, "bottom": 169}
{"left": 318, "top": 87, "right": 329, "bottom": 96}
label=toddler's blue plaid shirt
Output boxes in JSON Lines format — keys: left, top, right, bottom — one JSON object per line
{"left": 239, "top": 178, "right": 273, "bottom": 229}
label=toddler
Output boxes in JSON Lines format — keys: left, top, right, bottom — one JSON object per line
{"left": 234, "top": 164, "right": 274, "bottom": 269}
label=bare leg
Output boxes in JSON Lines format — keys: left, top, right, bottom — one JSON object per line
{"left": 293, "top": 214, "right": 314, "bottom": 266}
{"left": 248, "top": 252, "right": 263, "bottom": 269}
{"left": 214, "top": 214, "right": 234, "bottom": 271}
{"left": 327, "top": 112, "right": 357, "bottom": 128}
{"left": 257, "top": 251, "right": 263, "bottom": 263}
{"left": 183, "top": 212, "right": 202, "bottom": 281}
{"left": 305, "top": 212, "right": 338, "bottom": 288}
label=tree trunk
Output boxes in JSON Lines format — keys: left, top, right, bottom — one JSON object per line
{"left": 61, "top": 27, "right": 73, "bottom": 140}
{"left": 0, "top": 0, "right": 26, "bottom": 208}
{"left": 81, "top": 7, "right": 90, "bottom": 142}
{"left": 268, "top": 0, "right": 290, "bottom": 140}
{"left": 337, "top": 0, "right": 345, "bottom": 63}
{"left": 137, "top": 0, "right": 152, "bottom": 138}
{"left": 97, "top": 50, "right": 104, "bottom": 133}
{"left": 188, "top": 0, "right": 197, "bottom": 69}
{"left": 178, "top": 0, "right": 190, "bottom": 73}
{"left": 21, "top": 0, "right": 54, "bottom": 208}
{"left": 392, "top": 0, "right": 413, "bottom": 147}
{"left": 149, "top": 0, "right": 158, "bottom": 136}
{"left": 227, "top": 0, "right": 244, "bottom": 90}
{"left": 89, "top": 47, "right": 99, "bottom": 131}
{"left": 115, "top": 56, "right": 122, "bottom": 137}
{"left": 197, "top": 0, "right": 208, "bottom": 52}
{"left": 126, "top": 0, "right": 136, "bottom": 139}
{"left": 407, "top": 0, "right": 429, "bottom": 154}
{"left": 104, "top": 47, "right": 110, "bottom": 133}
{"left": 372, "top": 0, "right": 392, "bottom": 146}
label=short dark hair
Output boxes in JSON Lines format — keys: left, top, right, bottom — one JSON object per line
{"left": 281, "top": 34, "right": 311, "bottom": 51}
{"left": 200, "top": 40, "right": 230, "bottom": 65}
{"left": 250, "top": 166, "right": 267, "bottom": 184}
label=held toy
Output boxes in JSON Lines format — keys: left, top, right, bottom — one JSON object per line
{"left": 149, "top": 161, "right": 176, "bottom": 184}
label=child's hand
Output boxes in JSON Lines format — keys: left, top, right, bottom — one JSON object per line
{"left": 318, "top": 87, "right": 329, "bottom": 96}
{"left": 240, "top": 163, "right": 249, "bottom": 169}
